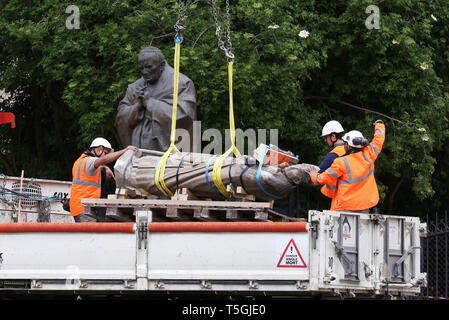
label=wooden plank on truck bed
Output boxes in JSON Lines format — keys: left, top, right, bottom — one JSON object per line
{"left": 82, "top": 198, "right": 274, "bottom": 209}
{"left": 82, "top": 198, "right": 298, "bottom": 222}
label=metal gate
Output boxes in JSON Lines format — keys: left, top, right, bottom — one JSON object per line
{"left": 421, "top": 211, "right": 449, "bottom": 299}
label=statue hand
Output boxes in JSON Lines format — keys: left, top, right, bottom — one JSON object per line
{"left": 137, "top": 86, "right": 147, "bottom": 105}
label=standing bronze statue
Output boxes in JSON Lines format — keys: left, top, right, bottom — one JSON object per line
{"left": 115, "top": 46, "right": 197, "bottom": 151}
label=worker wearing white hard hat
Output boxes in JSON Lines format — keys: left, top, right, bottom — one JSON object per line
{"left": 317, "top": 120, "right": 346, "bottom": 199}
{"left": 321, "top": 120, "right": 344, "bottom": 137}
{"left": 69, "top": 137, "right": 137, "bottom": 222}
{"left": 342, "top": 130, "right": 369, "bottom": 149}
{"left": 309, "top": 120, "right": 386, "bottom": 213}
{"left": 90, "top": 137, "right": 112, "bottom": 150}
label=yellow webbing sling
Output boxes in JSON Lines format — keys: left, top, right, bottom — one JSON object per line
{"left": 211, "top": 61, "right": 241, "bottom": 198}
{"left": 154, "top": 36, "right": 182, "bottom": 197}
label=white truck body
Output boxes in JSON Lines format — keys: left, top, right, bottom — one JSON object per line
{"left": 0, "top": 175, "right": 427, "bottom": 298}
{"left": 0, "top": 206, "right": 426, "bottom": 298}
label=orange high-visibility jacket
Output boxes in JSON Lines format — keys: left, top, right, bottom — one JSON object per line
{"left": 69, "top": 154, "right": 101, "bottom": 216}
{"left": 311, "top": 123, "right": 386, "bottom": 211}
{"left": 320, "top": 144, "right": 346, "bottom": 199}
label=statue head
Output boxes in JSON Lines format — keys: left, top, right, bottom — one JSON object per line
{"left": 138, "top": 46, "right": 166, "bottom": 85}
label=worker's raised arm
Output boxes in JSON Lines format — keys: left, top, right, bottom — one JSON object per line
{"left": 94, "top": 145, "right": 137, "bottom": 168}
{"left": 365, "top": 120, "right": 386, "bottom": 161}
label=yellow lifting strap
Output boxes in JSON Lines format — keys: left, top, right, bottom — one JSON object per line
{"left": 154, "top": 36, "right": 182, "bottom": 197}
{"left": 212, "top": 61, "right": 241, "bottom": 198}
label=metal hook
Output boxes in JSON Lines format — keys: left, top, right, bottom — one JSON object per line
{"left": 225, "top": 50, "right": 234, "bottom": 61}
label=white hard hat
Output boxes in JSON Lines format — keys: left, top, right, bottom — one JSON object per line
{"left": 90, "top": 137, "right": 112, "bottom": 149}
{"left": 322, "top": 120, "right": 344, "bottom": 136}
{"left": 342, "top": 130, "right": 368, "bottom": 148}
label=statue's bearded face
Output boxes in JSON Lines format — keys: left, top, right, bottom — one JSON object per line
{"left": 138, "top": 53, "right": 163, "bottom": 84}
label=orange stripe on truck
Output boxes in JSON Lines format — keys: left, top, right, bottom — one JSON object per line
{"left": 0, "top": 223, "right": 135, "bottom": 233}
{"left": 0, "top": 222, "right": 307, "bottom": 233}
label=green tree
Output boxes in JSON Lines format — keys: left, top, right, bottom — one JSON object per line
{"left": 1, "top": 0, "right": 448, "bottom": 217}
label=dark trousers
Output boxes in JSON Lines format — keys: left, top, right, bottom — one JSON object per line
{"left": 73, "top": 208, "right": 106, "bottom": 222}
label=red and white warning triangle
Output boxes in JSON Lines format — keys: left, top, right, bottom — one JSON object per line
{"left": 277, "top": 238, "right": 307, "bottom": 268}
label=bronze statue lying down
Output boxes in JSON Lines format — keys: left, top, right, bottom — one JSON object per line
{"left": 114, "top": 148, "right": 319, "bottom": 201}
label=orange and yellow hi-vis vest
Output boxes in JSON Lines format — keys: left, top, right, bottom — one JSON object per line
{"left": 69, "top": 154, "right": 101, "bottom": 216}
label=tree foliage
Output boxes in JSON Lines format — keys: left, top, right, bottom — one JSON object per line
{"left": 1, "top": 0, "right": 448, "bottom": 217}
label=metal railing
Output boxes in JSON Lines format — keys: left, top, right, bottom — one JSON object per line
{"left": 421, "top": 211, "right": 449, "bottom": 299}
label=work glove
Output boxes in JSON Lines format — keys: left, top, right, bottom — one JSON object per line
{"left": 304, "top": 165, "right": 318, "bottom": 176}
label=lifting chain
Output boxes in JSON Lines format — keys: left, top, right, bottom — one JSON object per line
{"left": 174, "top": 0, "right": 200, "bottom": 39}
{"left": 210, "top": 0, "right": 234, "bottom": 61}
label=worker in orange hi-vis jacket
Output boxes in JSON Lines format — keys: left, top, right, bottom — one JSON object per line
{"left": 70, "top": 137, "right": 136, "bottom": 222}
{"left": 308, "top": 120, "right": 386, "bottom": 213}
